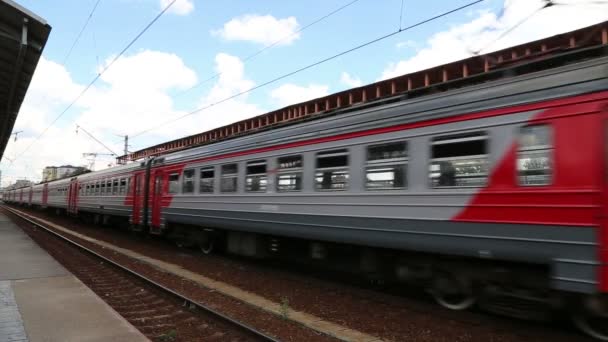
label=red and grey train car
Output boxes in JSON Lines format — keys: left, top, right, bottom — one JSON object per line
{"left": 4, "top": 32, "right": 608, "bottom": 339}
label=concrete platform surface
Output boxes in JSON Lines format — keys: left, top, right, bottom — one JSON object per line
{"left": 0, "top": 211, "right": 148, "bottom": 342}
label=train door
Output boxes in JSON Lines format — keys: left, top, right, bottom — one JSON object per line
{"left": 42, "top": 183, "right": 48, "bottom": 208}
{"left": 67, "top": 178, "right": 79, "bottom": 214}
{"left": 130, "top": 173, "right": 141, "bottom": 226}
{"left": 601, "top": 117, "right": 608, "bottom": 293}
{"left": 149, "top": 171, "right": 164, "bottom": 234}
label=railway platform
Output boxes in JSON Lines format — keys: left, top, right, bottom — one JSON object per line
{"left": 0, "top": 211, "right": 147, "bottom": 342}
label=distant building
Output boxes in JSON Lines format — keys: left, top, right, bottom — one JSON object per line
{"left": 12, "top": 179, "right": 33, "bottom": 188}
{"left": 42, "top": 165, "right": 88, "bottom": 182}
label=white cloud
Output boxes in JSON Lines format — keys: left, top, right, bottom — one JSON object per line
{"left": 340, "top": 72, "right": 362, "bottom": 88}
{"left": 160, "top": 0, "right": 194, "bottom": 15}
{"left": 396, "top": 40, "right": 418, "bottom": 50}
{"left": 270, "top": 83, "right": 329, "bottom": 107}
{"left": 381, "top": 0, "right": 608, "bottom": 80}
{"left": 212, "top": 14, "right": 300, "bottom": 46}
{"left": 159, "top": 53, "right": 265, "bottom": 139}
{"left": 2, "top": 50, "right": 199, "bottom": 185}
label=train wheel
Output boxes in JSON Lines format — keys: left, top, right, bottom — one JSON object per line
{"left": 430, "top": 272, "right": 477, "bottom": 311}
{"left": 572, "top": 295, "right": 608, "bottom": 341}
{"left": 199, "top": 239, "right": 215, "bottom": 255}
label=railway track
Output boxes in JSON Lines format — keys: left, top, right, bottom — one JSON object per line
{"left": 3, "top": 205, "right": 281, "bottom": 342}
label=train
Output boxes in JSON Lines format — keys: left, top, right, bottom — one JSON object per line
{"left": 3, "top": 23, "right": 608, "bottom": 340}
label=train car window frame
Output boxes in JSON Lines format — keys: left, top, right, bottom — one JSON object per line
{"left": 276, "top": 155, "right": 303, "bottom": 192}
{"left": 517, "top": 125, "right": 553, "bottom": 186}
{"left": 221, "top": 164, "right": 238, "bottom": 193}
{"left": 106, "top": 180, "right": 113, "bottom": 195}
{"left": 168, "top": 173, "right": 180, "bottom": 194}
{"left": 315, "top": 149, "right": 349, "bottom": 191}
{"left": 182, "top": 169, "right": 195, "bottom": 194}
{"left": 245, "top": 160, "right": 267, "bottom": 193}
{"left": 429, "top": 132, "right": 489, "bottom": 188}
{"left": 365, "top": 141, "right": 408, "bottom": 190}
{"left": 199, "top": 167, "right": 215, "bottom": 193}
{"left": 112, "top": 179, "right": 119, "bottom": 195}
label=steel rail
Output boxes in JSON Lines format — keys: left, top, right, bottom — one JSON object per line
{"left": 2, "top": 205, "right": 281, "bottom": 342}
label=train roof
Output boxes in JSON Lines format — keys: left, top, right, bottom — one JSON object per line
{"left": 118, "top": 21, "right": 608, "bottom": 164}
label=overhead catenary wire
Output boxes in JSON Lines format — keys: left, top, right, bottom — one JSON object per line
{"left": 471, "top": 0, "right": 549, "bottom": 55}
{"left": 173, "top": 0, "right": 363, "bottom": 99}
{"left": 63, "top": 0, "right": 102, "bottom": 65}
{"left": 12, "top": 0, "right": 177, "bottom": 163}
{"left": 131, "top": 0, "right": 484, "bottom": 139}
{"left": 75, "top": 125, "right": 118, "bottom": 156}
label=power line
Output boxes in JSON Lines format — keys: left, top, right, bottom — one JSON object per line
{"left": 63, "top": 0, "right": 102, "bottom": 65}
{"left": 472, "top": 1, "right": 548, "bottom": 55}
{"left": 13, "top": 0, "right": 177, "bottom": 162}
{"left": 131, "top": 0, "right": 484, "bottom": 139}
{"left": 173, "top": 0, "right": 363, "bottom": 99}
{"left": 399, "top": 0, "right": 405, "bottom": 30}
{"left": 76, "top": 125, "right": 118, "bottom": 156}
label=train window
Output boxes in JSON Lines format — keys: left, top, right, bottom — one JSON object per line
{"left": 113, "top": 179, "right": 119, "bottom": 195}
{"left": 517, "top": 125, "right": 552, "bottom": 186}
{"left": 366, "top": 142, "right": 407, "bottom": 190}
{"left": 221, "top": 164, "right": 238, "bottom": 193}
{"left": 107, "top": 180, "right": 112, "bottom": 195}
{"left": 277, "top": 155, "right": 302, "bottom": 192}
{"left": 246, "top": 161, "right": 267, "bottom": 192}
{"left": 182, "top": 169, "right": 195, "bottom": 194}
{"left": 101, "top": 181, "right": 106, "bottom": 195}
{"left": 119, "top": 179, "right": 127, "bottom": 194}
{"left": 315, "top": 149, "right": 349, "bottom": 191}
{"left": 168, "top": 173, "right": 180, "bottom": 194}
{"left": 199, "top": 167, "right": 215, "bottom": 193}
{"left": 430, "top": 132, "right": 488, "bottom": 187}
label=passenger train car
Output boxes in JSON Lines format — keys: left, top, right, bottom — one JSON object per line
{"left": 4, "top": 25, "right": 608, "bottom": 339}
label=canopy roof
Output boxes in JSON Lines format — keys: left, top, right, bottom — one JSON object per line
{"left": 0, "top": 0, "right": 51, "bottom": 160}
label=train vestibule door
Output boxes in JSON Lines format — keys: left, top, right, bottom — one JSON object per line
{"left": 130, "top": 173, "right": 143, "bottom": 228}
{"left": 149, "top": 172, "right": 163, "bottom": 234}
{"left": 67, "top": 178, "right": 79, "bottom": 214}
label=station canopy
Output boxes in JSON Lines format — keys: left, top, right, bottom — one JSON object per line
{"left": 0, "top": 0, "right": 50, "bottom": 160}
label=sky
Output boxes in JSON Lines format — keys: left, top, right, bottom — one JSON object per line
{"left": 1, "top": 0, "right": 607, "bottom": 186}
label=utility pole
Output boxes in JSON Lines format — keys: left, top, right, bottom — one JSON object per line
{"left": 115, "top": 134, "right": 129, "bottom": 164}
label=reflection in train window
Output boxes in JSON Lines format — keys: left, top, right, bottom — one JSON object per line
{"left": 518, "top": 125, "right": 552, "bottom": 186}
{"left": 277, "top": 155, "right": 302, "bottom": 192}
{"left": 199, "top": 167, "right": 215, "bottom": 193}
{"left": 430, "top": 132, "right": 488, "bottom": 187}
{"left": 168, "top": 173, "right": 180, "bottom": 194}
{"left": 315, "top": 149, "right": 349, "bottom": 191}
{"left": 221, "top": 164, "right": 238, "bottom": 193}
{"left": 366, "top": 142, "right": 407, "bottom": 190}
{"left": 182, "top": 169, "right": 195, "bottom": 194}
{"left": 246, "top": 161, "right": 267, "bottom": 192}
